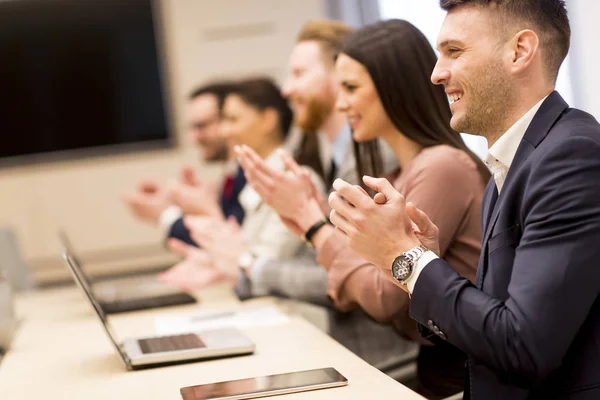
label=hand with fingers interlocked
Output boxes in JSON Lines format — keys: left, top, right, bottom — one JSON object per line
{"left": 328, "top": 176, "right": 441, "bottom": 282}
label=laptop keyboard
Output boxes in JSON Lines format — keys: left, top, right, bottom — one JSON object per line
{"left": 138, "top": 334, "right": 206, "bottom": 354}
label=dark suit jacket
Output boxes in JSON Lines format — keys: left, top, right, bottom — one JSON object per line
{"left": 168, "top": 165, "right": 246, "bottom": 246}
{"left": 409, "top": 92, "right": 600, "bottom": 399}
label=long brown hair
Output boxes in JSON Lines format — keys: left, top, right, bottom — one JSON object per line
{"left": 340, "top": 19, "right": 491, "bottom": 184}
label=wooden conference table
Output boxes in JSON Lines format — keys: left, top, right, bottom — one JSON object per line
{"left": 0, "top": 284, "right": 424, "bottom": 399}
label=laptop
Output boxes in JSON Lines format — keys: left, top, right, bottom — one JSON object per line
{"left": 62, "top": 251, "right": 255, "bottom": 369}
{"left": 59, "top": 231, "right": 196, "bottom": 313}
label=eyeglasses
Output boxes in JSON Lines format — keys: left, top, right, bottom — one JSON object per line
{"left": 190, "top": 116, "right": 220, "bottom": 131}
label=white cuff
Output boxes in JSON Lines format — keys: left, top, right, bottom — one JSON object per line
{"left": 158, "top": 206, "right": 183, "bottom": 238}
{"left": 405, "top": 251, "right": 438, "bottom": 294}
{"left": 247, "top": 256, "right": 269, "bottom": 279}
{"left": 247, "top": 256, "right": 270, "bottom": 296}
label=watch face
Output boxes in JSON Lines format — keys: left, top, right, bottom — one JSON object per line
{"left": 392, "top": 255, "right": 413, "bottom": 282}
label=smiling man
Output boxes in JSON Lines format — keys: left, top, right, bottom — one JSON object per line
{"left": 329, "top": 1, "right": 600, "bottom": 399}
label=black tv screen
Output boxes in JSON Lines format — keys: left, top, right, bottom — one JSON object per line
{"left": 0, "top": 0, "right": 171, "bottom": 163}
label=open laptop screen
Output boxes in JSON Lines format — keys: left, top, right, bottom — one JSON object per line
{"left": 62, "top": 252, "right": 130, "bottom": 366}
{"left": 58, "top": 231, "right": 95, "bottom": 286}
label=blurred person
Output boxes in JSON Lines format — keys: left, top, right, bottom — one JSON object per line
{"left": 233, "top": 20, "right": 417, "bottom": 374}
{"left": 329, "top": 1, "right": 600, "bottom": 399}
{"left": 158, "top": 77, "right": 326, "bottom": 290}
{"left": 188, "top": 83, "right": 231, "bottom": 163}
{"left": 237, "top": 19, "right": 489, "bottom": 399}
{"left": 123, "top": 82, "right": 247, "bottom": 246}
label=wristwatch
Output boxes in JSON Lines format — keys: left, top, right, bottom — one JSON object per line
{"left": 301, "top": 218, "right": 330, "bottom": 247}
{"left": 391, "top": 245, "right": 428, "bottom": 284}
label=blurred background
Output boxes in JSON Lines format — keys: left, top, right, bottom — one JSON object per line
{"left": 0, "top": 0, "right": 596, "bottom": 286}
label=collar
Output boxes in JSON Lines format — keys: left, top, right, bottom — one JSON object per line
{"left": 330, "top": 124, "right": 352, "bottom": 168}
{"left": 239, "top": 148, "right": 283, "bottom": 212}
{"left": 485, "top": 95, "right": 548, "bottom": 170}
{"left": 223, "top": 158, "right": 239, "bottom": 175}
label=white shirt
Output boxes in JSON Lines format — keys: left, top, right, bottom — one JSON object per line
{"left": 483, "top": 96, "right": 548, "bottom": 193}
{"left": 405, "top": 95, "right": 548, "bottom": 294}
{"left": 331, "top": 124, "right": 352, "bottom": 170}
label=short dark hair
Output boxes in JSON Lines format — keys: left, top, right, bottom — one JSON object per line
{"left": 189, "top": 82, "right": 236, "bottom": 112}
{"left": 227, "top": 77, "right": 293, "bottom": 139}
{"left": 439, "top": 0, "right": 570, "bottom": 80}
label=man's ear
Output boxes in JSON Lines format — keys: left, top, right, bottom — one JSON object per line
{"left": 509, "top": 29, "right": 540, "bottom": 74}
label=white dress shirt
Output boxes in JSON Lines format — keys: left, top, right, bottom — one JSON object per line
{"left": 331, "top": 124, "right": 353, "bottom": 170}
{"left": 483, "top": 96, "right": 548, "bottom": 193}
{"left": 405, "top": 95, "right": 548, "bottom": 294}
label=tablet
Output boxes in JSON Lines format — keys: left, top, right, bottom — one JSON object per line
{"left": 180, "top": 367, "right": 348, "bottom": 400}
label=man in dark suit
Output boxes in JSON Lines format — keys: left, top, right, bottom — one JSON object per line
{"left": 166, "top": 163, "right": 246, "bottom": 246}
{"left": 124, "top": 82, "right": 245, "bottom": 246}
{"left": 329, "top": 1, "right": 600, "bottom": 399}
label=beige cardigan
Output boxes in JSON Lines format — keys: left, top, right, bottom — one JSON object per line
{"left": 240, "top": 149, "right": 325, "bottom": 260}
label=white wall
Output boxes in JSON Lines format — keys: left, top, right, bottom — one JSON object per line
{"left": 568, "top": 1, "right": 600, "bottom": 118}
{"left": 378, "top": 0, "right": 599, "bottom": 154}
{"left": 0, "top": 0, "right": 325, "bottom": 281}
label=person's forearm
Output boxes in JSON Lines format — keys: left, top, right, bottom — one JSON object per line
{"left": 410, "top": 256, "right": 597, "bottom": 389}
{"left": 167, "top": 215, "right": 198, "bottom": 247}
{"left": 250, "top": 257, "right": 331, "bottom": 306}
{"left": 316, "top": 230, "right": 409, "bottom": 322}
{"left": 295, "top": 198, "right": 327, "bottom": 233}
{"left": 311, "top": 224, "right": 336, "bottom": 250}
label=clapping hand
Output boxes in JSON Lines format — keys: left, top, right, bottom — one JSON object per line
{"left": 235, "top": 145, "right": 326, "bottom": 234}
{"left": 122, "top": 180, "right": 171, "bottom": 224}
{"left": 157, "top": 239, "right": 228, "bottom": 290}
{"left": 167, "top": 165, "right": 223, "bottom": 219}
{"left": 329, "top": 176, "right": 440, "bottom": 271}
{"left": 183, "top": 215, "right": 247, "bottom": 279}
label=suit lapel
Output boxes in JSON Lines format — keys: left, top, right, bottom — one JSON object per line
{"left": 480, "top": 140, "right": 534, "bottom": 249}
{"left": 482, "top": 179, "right": 499, "bottom": 234}
{"left": 477, "top": 91, "right": 569, "bottom": 288}
{"left": 234, "top": 164, "right": 247, "bottom": 195}
{"left": 476, "top": 180, "right": 498, "bottom": 288}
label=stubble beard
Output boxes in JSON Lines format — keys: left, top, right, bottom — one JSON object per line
{"left": 452, "top": 61, "right": 518, "bottom": 142}
{"left": 201, "top": 141, "right": 229, "bottom": 163}
{"left": 294, "top": 91, "right": 335, "bottom": 134}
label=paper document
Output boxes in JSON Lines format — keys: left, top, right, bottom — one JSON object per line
{"left": 154, "top": 305, "right": 289, "bottom": 335}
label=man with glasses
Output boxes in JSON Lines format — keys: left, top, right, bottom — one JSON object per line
{"left": 123, "top": 82, "right": 246, "bottom": 245}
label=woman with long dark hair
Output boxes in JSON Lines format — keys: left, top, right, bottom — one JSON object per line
{"left": 237, "top": 20, "right": 488, "bottom": 398}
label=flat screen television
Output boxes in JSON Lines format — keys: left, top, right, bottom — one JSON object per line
{"left": 0, "top": 0, "right": 172, "bottom": 165}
